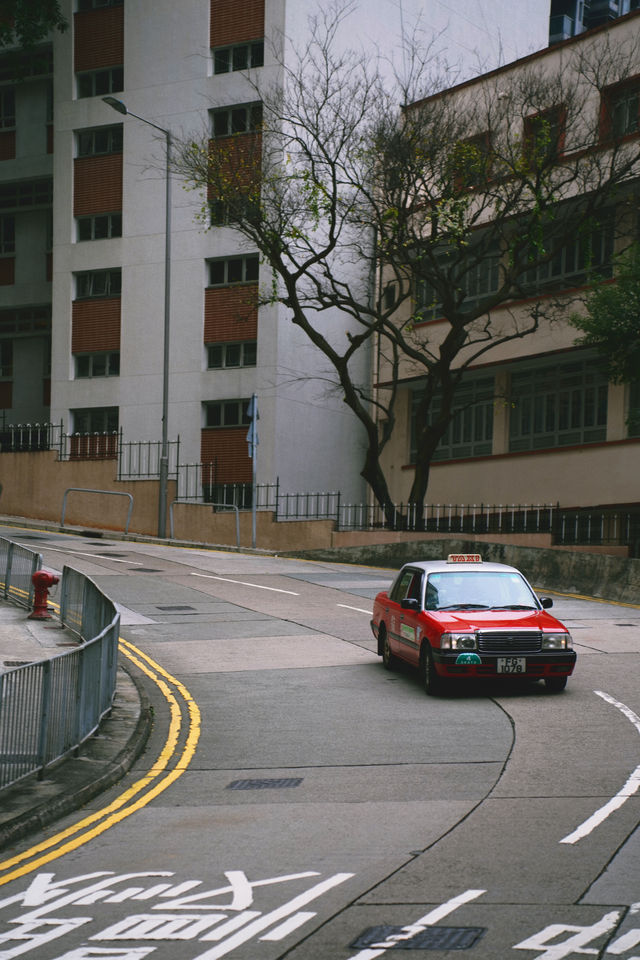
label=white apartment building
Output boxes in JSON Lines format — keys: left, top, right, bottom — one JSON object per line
{"left": 0, "top": 0, "right": 548, "bottom": 502}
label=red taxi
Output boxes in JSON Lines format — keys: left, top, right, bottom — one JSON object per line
{"left": 371, "top": 554, "right": 576, "bottom": 694}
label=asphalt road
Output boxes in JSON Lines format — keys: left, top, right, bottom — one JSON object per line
{"left": 1, "top": 525, "right": 640, "bottom": 960}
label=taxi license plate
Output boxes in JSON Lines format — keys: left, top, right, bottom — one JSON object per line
{"left": 497, "top": 657, "right": 526, "bottom": 674}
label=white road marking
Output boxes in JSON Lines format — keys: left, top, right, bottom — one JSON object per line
{"left": 32, "top": 546, "right": 143, "bottom": 565}
{"left": 560, "top": 691, "right": 640, "bottom": 844}
{"left": 345, "top": 889, "right": 486, "bottom": 959}
{"left": 191, "top": 574, "right": 299, "bottom": 595}
{"left": 337, "top": 604, "right": 371, "bottom": 614}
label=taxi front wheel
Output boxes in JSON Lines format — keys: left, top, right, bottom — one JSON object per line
{"left": 381, "top": 627, "right": 395, "bottom": 670}
{"left": 420, "top": 644, "right": 441, "bottom": 696}
{"left": 544, "top": 676, "right": 567, "bottom": 692}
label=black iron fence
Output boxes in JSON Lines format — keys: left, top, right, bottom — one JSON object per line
{"left": 0, "top": 422, "right": 180, "bottom": 479}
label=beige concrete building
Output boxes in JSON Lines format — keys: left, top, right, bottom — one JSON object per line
{"left": 376, "top": 10, "right": 640, "bottom": 514}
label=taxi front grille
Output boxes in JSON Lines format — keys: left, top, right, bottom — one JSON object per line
{"left": 477, "top": 631, "right": 542, "bottom": 653}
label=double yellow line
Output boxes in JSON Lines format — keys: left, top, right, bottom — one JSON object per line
{"left": 0, "top": 638, "right": 201, "bottom": 886}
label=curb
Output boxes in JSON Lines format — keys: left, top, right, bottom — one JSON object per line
{"left": 0, "top": 662, "right": 152, "bottom": 852}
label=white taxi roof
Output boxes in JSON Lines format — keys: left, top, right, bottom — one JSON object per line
{"left": 397, "top": 558, "right": 522, "bottom": 576}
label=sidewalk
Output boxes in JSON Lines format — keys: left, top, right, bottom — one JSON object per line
{"left": 0, "top": 600, "right": 150, "bottom": 850}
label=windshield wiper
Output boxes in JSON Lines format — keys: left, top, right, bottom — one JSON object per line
{"left": 437, "top": 603, "right": 491, "bottom": 610}
{"left": 489, "top": 604, "right": 538, "bottom": 610}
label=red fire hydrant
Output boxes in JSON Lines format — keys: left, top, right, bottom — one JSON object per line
{"left": 29, "top": 570, "right": 60, "bottom": 620}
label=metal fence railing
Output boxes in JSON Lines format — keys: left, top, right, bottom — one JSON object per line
{"left": 0, "top": 538, "right": 41, "bottom": 607}
{"left": 0, "top": 546, "right": 120, "bottom": 794}
{"left": 0, "top": 420, "right": 63, "bottom": 454}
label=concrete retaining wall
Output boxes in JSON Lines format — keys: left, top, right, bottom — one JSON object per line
{"left": 285, "top": 538, "right": 640, "bottom": 606}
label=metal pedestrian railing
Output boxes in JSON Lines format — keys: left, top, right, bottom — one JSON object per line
{"left": 0, "top": 542, "right": 120, "bottom": 794}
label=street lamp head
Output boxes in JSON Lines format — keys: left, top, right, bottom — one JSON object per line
{"left": 102, "top": 96, "right": 128, "bottom": 115}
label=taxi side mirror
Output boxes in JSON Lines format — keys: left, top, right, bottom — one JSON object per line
{"left": 540, "top": 597, "right": 553, "bottom": 609}
{"left": 401, "top": 598, "right": 420, "bottom": 611}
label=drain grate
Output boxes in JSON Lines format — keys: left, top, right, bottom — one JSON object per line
{"left": 227, "top": 778, "right": 304, "bottom": 791}
{"left": 133, "top": 568, "right": 163, "bottom": 573}
{"left": 351, "top": 925, "right": 486, "bottom": 951}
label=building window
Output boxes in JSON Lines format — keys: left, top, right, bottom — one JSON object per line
{"left": 77, "top": 125, "right": 123, "bottom": 157}
{"left": 208, "top": 254, "right": 259, "bottom": 286}
{"left": 75, "top": 351, "right": 120, "bottom": 378}
{"left": 72, "top": 406, "right": 119, "bottom": 433}
{"left": 410, "top": 377, "right": 494, "bottom": 463}
{"left": 0, "top": 215, "right": 14, "bottom": 254}
{"left": 204, "top": 399, "right": 251, "bottom": 428}
{"left": 448, "top": 132, "right": 492, "bottom": 189}
{"left": 601, "top": 77, "right": 640, "bottom": 140}
{"left": 0, "top": 340, "right": 13, "bottom": 377}
{"left": 77, "top": 0, "right": 123, "bottom": 8}
{"left": 509, "top": 359, "right": 608, "bottom": 452}
{"left": 522, "top": 214, "right": 614, "bottom": 292}
{"left": 77, "top": 213, "right": 122, "bottom": 241}
{"left": 628, "top": 381, "right": 640, "bottom": 437}
{"left": 0, "top": 179, "right": 52, "bottom": 210}
{"left": 524, "top": 107, "right": 566, "bottom": 164}
{"left": 0, "top": 89, "right": 15, "bottom": 129}
{"left": 77, "top": 66, "right": 123, "bottom": 99}
{"left": 75, "top": 268, "right": 121, "bottom": 299}
{"left": 211, "top": 102, "right": 262, "bottom": 138}
{"left": 207, "top": 341, "right": 257, "bottom": 369}
{"left": 213, "top": 41, "right": 264, "bottom": 74}
{"left": 415, "top": 244, "right": 500, "bottom": 322}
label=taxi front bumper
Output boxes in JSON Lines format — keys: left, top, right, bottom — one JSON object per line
{"left": 432, "top": 649, "right": 577, "bottom": 679}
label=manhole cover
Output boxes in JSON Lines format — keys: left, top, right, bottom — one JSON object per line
{"left": 227, "top": 778, "right": 304, "bottom": 790}
{"left": 351, "top": 925, "right": 486, "bottom": 951}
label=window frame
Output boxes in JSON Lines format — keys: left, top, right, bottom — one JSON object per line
{"left": 75, "top": 268, "right": 122, "bottom": 299}
{"left": 75, "top": 350, "right": 120, "bottom": 379}
{"left": 600, "top": 76, "right": 640, "bottom": 142}
{"left": 508, "top": 358, "right": 608, "bottom": 452}
{"left": 77, "top": 212, "right": 122, "bottom": 242}
{"left": 204, "top": 398, "right": 251, "bottom": 429}
{"left": 76, "top": 66, "right": 124, "bottom": 100}
{"left": 0, "top": 88, "right": 15, "bottom": 130}
{"left": 211, "top": 102, "right": 263, "bottom": 138}
{"left": 0, "top": 340, "right": 13, "bottom": 378}
{"left": 72, "top": 406, "right": 119, "bottom": 434}
{"left": 76, "top": 125, "right": 123, "bottom": 158}
{"left": 207, "top": 341, "right": 257, "bottom": 370}
{"left": 410, "top": 376, "right": 495, "bottom": 464}
{"left": 213, "top": 40, "right": 264, "bottom": 75}
{"left": 208, "top": 254, "right": 259, "bottom": 287}
{"left": 0, "top": 214, "right": 15, "bottom": 255}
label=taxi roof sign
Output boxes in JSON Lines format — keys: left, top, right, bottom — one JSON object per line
{"left": 447, "top": 554, "right": 483, "bottom": 563}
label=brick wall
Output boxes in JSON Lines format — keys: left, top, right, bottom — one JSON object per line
{"left": 204, "top": 284, "right": 258, "bottom": 342}
{"left": 210, "top": 0, "right": 264, "bottom": 47}
{"left": 74, "top": 154, "right": 123, "bottom": 216}
{"left": 201, "top": 427, "right": 252, "bottom": 482}
{"left": 74, "top": 6, "right": 124, "bottom": 71}
{"left": 72, "top": 298, "right": 121, "bottom": 352}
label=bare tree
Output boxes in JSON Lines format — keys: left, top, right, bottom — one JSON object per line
{"left": 174, "top": 3, "right": 640, "bottom": 525}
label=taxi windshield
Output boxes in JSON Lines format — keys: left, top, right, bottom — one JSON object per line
{"left": 426, "top": 571, "right": 538, "bottom": 611}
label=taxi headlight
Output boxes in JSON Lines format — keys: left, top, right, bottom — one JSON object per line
{"left": 542, "top": 632, "right": 573, "bottom": 650}
{"left": 440, "top": 632, "right": 477, "bottom": 651}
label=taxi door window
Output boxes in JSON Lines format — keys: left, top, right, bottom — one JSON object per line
{"left": 390, "top": 570, "right": 423, "bottom": 607}
{"left": 390, "top": 570, "right": 415, "bottom": 603}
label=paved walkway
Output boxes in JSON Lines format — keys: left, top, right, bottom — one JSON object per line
{"left": 0, "top": 600, "right": 149, "bottom": 849}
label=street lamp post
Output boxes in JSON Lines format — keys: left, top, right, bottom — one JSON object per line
{"left": 103, "top": 96, "right": 172, "bottom": 538}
